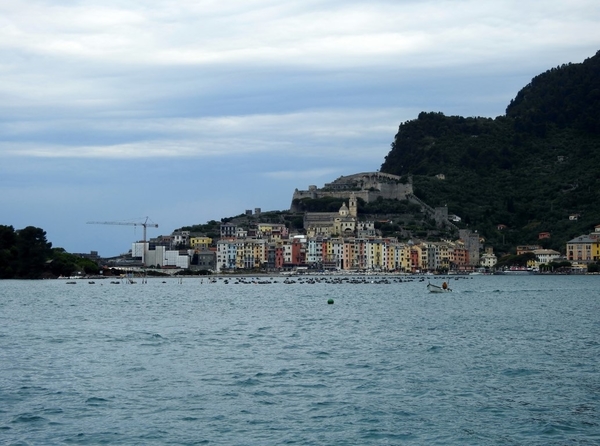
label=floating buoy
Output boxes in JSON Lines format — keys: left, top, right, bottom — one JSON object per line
{"left": 327, "top": 299, "right": 334, "bottom": 305}
{"left": 442, "top": 282, "right": 448, "bottom": 289}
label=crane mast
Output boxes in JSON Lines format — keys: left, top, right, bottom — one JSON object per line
{"left": 87, "top": 217, "right": 159, "bottom": 265}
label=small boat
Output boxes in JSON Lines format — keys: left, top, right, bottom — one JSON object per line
{"left": 427, "top": 282, "right": 451, "bottom": 293}
{"left": 495, "top": 267, "right": 534, "bottom": 275}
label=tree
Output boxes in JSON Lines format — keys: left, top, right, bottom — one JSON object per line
{"left": 0, "top": 225, "right": 17, "bottom": 278}
{"left": 16, "top": 226, "right": 52, "bottom": 279}
{"left": 48, "top": 249, "right": 76, "bottom": 277}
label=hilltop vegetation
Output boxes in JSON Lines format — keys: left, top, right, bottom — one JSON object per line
{"left": 380, "top": 50, "right": 600, "bottom": 253}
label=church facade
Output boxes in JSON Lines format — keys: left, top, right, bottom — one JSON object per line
{"left": 304, "top": 193, "right": 375, "bottom": 238}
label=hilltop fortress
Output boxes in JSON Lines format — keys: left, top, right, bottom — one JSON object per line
{"left": 290, "top": 172, "right": 413, "bottom": 211}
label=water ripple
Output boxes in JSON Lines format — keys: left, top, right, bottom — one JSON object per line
{"left": 0, "top": 276, "right": 599, "bottom": 444}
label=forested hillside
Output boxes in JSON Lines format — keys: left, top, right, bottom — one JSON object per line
{"left": 380, "top": 50, "right": 600, "bottom": 253}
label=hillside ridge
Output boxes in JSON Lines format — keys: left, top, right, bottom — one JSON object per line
{"left": 379, "top": 50, "right": 600, "bottom": 252}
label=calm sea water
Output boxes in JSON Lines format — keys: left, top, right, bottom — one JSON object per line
{"left": 1, "top": 275, "right": 599, "bottom": 445}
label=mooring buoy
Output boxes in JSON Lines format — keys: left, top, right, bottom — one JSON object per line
{"left": 327, "top": 299, "right": 334, "bottom": 304}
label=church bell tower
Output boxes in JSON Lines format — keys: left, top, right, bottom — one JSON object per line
{"left": 349, "top": 193, "right": 357, "bottom": 218}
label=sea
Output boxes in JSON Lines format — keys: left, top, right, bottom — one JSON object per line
{"left": 1, "top": 274, "right": 599, "bottom": 445}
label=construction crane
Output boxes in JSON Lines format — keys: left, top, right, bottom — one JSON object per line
{"left": 87, "top": 217, "right": 158, "bottom": 265}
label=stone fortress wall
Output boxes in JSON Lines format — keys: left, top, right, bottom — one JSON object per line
{"left": 290, "top": 172, "right": 413, "bottom": 211}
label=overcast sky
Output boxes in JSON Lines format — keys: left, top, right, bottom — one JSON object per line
{"left": 1, "top": 0, "right": 598, "bottom": 257}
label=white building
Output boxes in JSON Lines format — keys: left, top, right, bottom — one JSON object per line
{"left": 165, "top": 250, "right": 190, "bottom": 268}
{"left": 172, "top": 230, "right": 190, "bottom": 247}
{"left": 533, "top": 249, "right": 561, "bottom": 264}
{"left": 216, "top": 240, "right": 238, "bottom": 272}
{"left": 132, "top": 242, "right": 147, "bottom": 261}
{"left": 480, "top": 247, "right": 497, "bottom": 268}
{"left": 143, "top": 245, "right": 190, "bottom": 268}
{"left": 306, "top": 238, "right": 324, "bottom": 264}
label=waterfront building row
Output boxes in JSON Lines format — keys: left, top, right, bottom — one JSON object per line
{"left": 133, "top": 222, "right": 600, "bottom": 273}
{"left": 214, "top": 236, "right": 478, "bottom": 273}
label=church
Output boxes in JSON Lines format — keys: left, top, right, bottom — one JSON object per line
{"left": 304, "top": 193, "right": 375, "bottom": 238}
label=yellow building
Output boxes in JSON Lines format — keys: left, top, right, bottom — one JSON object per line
{"left": 234, "top": 239, "right": 267, "bottom": 269}
{"left": 386, "top": 243, "right": 399, "bottom": 271}
{"left": 367, "top": 239, "right": 384, "bottom": 270}
{"left": 438, "top": 243, "right": 451, "bottom": 271}
{"left": 567, "top": 235, "right": 594, "bottom": 263}
{"left": 256, "top": 223, "right": 288, "bottom": 240}
{"left": 391, "top": 243, "right": 411, "bottom": 272}
{"left": 190, "top": 236, "right": 212, "bottom": 249}
{"left": 593, "top": 239, "right": 600, "bottom": 262}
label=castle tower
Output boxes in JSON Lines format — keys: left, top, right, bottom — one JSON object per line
{"left": 349, "top": 193, "right": 357, "bottom": 218}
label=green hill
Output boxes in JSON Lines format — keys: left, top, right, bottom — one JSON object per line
{"left": 380, "top": 50, "right": 600, "bottom": 253}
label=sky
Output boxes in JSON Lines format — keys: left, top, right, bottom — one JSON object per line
{"left": 1, "top": 0, "right": 599, "bottom": 257}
